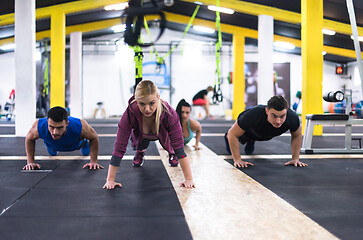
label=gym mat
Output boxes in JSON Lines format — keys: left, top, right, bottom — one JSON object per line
{"left": 224, "top": 158, "right": 363, "bottom": 240}
{"left": 0, "top": 159, "right": 192, "bottom": 240}
{"left": 201, "top": 135, "right": 293, "bottom": 155}
{"left": 0, "top": 126, "right": 15, "bottom": 134}
{"left": 0, "top": 137, "right": 159, "bottom": 156}
{"left": 202, "top": 134, "right": 360, "bottom": 155}
{"left": 0, "top": 216, "right": 191, "bottom": 240}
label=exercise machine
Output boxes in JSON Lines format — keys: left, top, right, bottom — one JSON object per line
{"left": 301, "top": 90, "right": 363, "bottom": 153}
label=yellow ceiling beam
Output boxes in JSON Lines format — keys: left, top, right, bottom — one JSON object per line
{"left": 0, "top": 0, "right": 127, "bottom": 26}
{"left": 323, "top": 19, "right": 359, "bottom": 36}
{"left": 323, "top": 45, "right": 357, "bottom": 59}
{"left": 0, "top": 12, "right": 360, "bottom": 60}
{"left": 65, "top": 18, "right": 121, "bottom": 34}
{"left": 182, "top": 0, "right": 301, "bottom": 24}
{"left": 0, "top": 0, "right": 361, "bottom": 37}
{"left": 162, "top": 12, "right": 257, "bottom": 38}
{"left": 0, "top": 18, "right": 121, "bottom": 46}
{"left": 181, "top": 0, "right": 363, "bottom": 36}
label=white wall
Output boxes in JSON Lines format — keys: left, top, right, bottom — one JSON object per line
{"left": 0, "top": 52, "right": 15, "bottom": 112}
{"left": 81, "top": 29, "right": 233, "bottom": 117}
{"left": 1, "top": 27, "right": 361, "bottom": 118}
{"left": 82, "top": 43, "right": 134, "bottom": 118}
{"left": 244, "top": 48, "right": 349, "bottom": 113}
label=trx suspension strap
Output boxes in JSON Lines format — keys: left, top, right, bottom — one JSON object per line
{"left": 43, "top": 41, "right": 49, "bottom": 98}
{"left": 134, "top": 45, "right": 143, "bottom": 88}
{"left": 122, "top": 0, "right": 166, "bottom": 89}
{"left": 143, "top": 18, "right": 165, "bottom": 72}
{"left": 122, "top": 0, "right": 166, "bottom": 47}
{"left": 143, "top": 5, "right": 200, "bottom": 66}
{"left": 213, "top": 0, "right": 223, "bottom": 104}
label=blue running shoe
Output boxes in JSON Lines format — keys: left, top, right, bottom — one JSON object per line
{"left": 47, "top": 147, "right": 58, "bottom": 156}
{"left": 244, "top": 141, "right": 255, "bottom": 155}
{"left": 81, "top": 140, "right": 90, "bottom": 156}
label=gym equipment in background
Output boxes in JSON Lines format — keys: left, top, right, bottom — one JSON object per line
{"left": 212, "top": 0, "right": 223, "bottom": 104}
{"left": 292, "top": 91, "right": 301, "bottom": 112}
{"left": 301, "top": 90, "right": 363, "bottom": 154}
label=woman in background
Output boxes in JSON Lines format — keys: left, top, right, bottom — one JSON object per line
{"left": 176, "top": 99, "right": 202, "bottom": 150}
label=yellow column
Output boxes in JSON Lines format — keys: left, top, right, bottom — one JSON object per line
{"left": 301, "top": 0, "right": 324, "bottom": 135}
{"left": 232, "top": 33, "right": 245, "bottom": 120}
{"left": 50, "top": 11, "right": 65, "bottom": 108}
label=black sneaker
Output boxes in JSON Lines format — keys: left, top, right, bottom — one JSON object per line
{"left": 224, "top": 132, "right": 231, "bottom": 155}
{"left": 168, "top": 154, "right": 179, "bottom": 167}
{"left": 244, "top": 141, "right": 255, "bottom": 155}
{"left": 133, "top": 150, "right": 145, "bottom": 167}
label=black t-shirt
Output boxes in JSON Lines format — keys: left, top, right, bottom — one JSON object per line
{"left": 193, "top": 90, "right": 208, "bottom": 101}
{"left": 237, "top": 105, "right": 300, "bottom": 141}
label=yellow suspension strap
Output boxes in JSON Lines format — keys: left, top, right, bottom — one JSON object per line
{"left": 143, "top": 4, "right": 200, "bottom": 67}
{"left": 43, "top": 41, "right": 49, "bottom": 98}
{"left": 122, "top": 0, "right": 167, "bottom": 89}
{"left": 134, "top": 45, "right": 144, "bottom": 88}
{"left": 212, "top": 0, "right": 223, "bottom": 104}
{"left": 143, "top": 18, "right": 165, "bottom": 71}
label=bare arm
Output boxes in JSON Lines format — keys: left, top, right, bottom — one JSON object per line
{"left": 24, "top": 120, "right": 40, "bottom": 170}
{"left": 291, "top": 126, "right": 302, "bottom": 160}
{"left": 227, "top": 122, "right": 254, "bottom": 168}
{"left": 80, "top": 119, "right": 103, "bottom": 169}
{"left": 284, "top": 126, "right": 308, "bottom": 167}
{"left": 103, "top": 164, "right": 122, "bottom": 189}
{"left": 179, "top": 156, "right": 195, "bottom": 188}
{"left": 190, "top": 119, "right": 202, "bottom": 150}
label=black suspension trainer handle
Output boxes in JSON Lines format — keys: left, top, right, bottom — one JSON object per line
{"left": 212, "top": 86, "right": 223, "bottom": 104}
{"left": 122, "top": 0, "right": 166, "bottom": 47}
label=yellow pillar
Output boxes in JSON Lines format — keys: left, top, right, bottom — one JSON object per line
{"left": 301, "top": 0, "right": 324, "bottom": 135}
{"left": 232, "top": 33, "right": 245, "bottom": 120}
{"left": 50, "top": 11, "right": 66, "bottom": 108}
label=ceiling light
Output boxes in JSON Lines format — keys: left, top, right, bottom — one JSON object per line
{"left": 0, "top": 43, "right": 15, "bottom": 51}
{"left": 104, "top": 3, "right": 128, "bottom": 11}
{"left": 350, "top": 35, "right": 363, "bottom": 42}
{"left": 111, "top": 24, "right": 126, "bottom": 33}
{"left": 193, "top": 26, "right": 215, "bottom": 34}
{"left": 207, "top": 5, "right": 234, "bottom": 14}
{"left": 322, "top": 29, "right": 336, "bottom": 35}
{"left": 194, "top": 1, "right": 203, "bottom": 5}
{"left": 273, "top": 41, "right": 295, "bottom": 50}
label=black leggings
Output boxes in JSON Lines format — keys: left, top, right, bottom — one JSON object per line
{"left": 137, "top": 139, "right": 151, "bottom": 151}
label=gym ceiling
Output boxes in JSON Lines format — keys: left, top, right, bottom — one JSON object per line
{"left": 0, "top": 0, "right": 362, "bottom": 63}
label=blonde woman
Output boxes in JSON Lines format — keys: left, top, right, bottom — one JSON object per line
{"left": 103, "top": 80, "right": 195, "bottom": 189}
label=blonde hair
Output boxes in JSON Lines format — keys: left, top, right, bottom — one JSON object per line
{"left": 133, "top": 80, "right": 168, "bottom": 134}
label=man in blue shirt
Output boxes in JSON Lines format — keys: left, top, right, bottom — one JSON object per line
{"left": 23, "top": 106, "right": 103, "bottom": 170}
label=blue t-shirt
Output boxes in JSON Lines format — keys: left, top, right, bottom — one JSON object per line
{"left": 38, "top": 116, "right": 83, "bottom": 151}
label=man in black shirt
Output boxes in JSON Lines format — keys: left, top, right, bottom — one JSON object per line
{"left": 225, "top": 95, "right": 307, "bottom": 168}
{"left": 192, "top": 86, "right": 214, "bottom": 118}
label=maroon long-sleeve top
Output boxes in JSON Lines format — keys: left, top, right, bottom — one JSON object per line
{"left": 110, "top": 96, "right": 187, "bottom": 166}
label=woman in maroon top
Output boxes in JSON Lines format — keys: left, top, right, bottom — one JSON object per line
{"left": 103, "top": 80, "right": 195, "bottom": 189}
